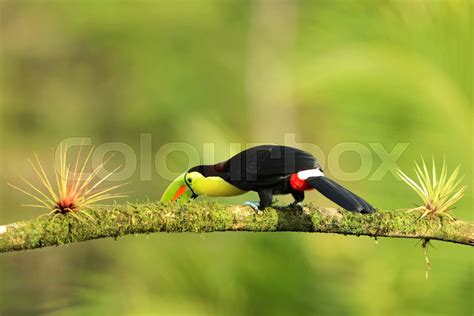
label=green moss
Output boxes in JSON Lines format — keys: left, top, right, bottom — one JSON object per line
{"left": 0, "top": 201, "right": 472, "bottom": 253}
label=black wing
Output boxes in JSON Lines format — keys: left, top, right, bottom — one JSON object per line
{"left": 224, "top": 145, "right": 319, "bottom": 190}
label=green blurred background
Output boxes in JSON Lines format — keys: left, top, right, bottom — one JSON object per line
{"left": 0, "top": 0, "right": 472, "bottom": 315}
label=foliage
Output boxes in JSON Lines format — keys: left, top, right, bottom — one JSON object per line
{"left": 398, "top": 158, "right": 466, "bottom": 219}
{"left": 8, "top": 142, "right": 126, "bottom": 221}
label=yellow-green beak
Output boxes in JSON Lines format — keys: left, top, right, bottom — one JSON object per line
{"left": 160, "top": 173, "right": 196, "bottom": 203}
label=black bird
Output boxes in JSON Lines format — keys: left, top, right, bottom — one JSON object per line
{"left": 161, "top": 145, "right": 375, "bottom": 213}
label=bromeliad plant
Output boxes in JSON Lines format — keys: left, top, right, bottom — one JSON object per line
{"left": 397, "top": 158, "right": 466, "bottom": 220}
{"left": 9, "top": 143, "right": 126, "bottom": 222}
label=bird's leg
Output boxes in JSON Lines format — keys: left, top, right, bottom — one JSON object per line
{"left": 290, "top": 191, "right": 305, "bottom": 210}
{"left": 258, "top": 189, "right": 274, "bottom": 209}
{"left": 244, "top": 189, "right": 273, "bottom": 214}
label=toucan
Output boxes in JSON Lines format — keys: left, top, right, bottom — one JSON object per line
{"left": 160, "top": 145, "right": 375, "bottom": 213}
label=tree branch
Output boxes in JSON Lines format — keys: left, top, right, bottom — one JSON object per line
{"left": 0, "top": 201, "right": 472, "bottom": 253}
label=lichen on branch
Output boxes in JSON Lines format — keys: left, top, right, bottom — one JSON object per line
{"left": 0, "top": 201, "right": 472, "bottom": 253}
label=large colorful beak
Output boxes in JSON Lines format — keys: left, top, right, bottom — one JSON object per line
{"left": 160, "top": 173, "right": 196, "bottom": 203}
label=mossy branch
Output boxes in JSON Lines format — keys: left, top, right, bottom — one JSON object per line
{"left": 0, "top": 201, "right": 473, "bottom": 253}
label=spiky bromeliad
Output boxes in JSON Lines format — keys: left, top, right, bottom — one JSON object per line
{"left": 161, "top": 145, "right": 375, "bottom": 213}
{"left": 9, "top": 143, "right": 127, "bottom": 221}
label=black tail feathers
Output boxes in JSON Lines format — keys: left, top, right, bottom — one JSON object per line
{"left": 306, "top": 176, "right": 375, "bottom": 214}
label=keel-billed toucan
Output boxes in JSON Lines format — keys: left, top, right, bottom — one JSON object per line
{"left": 160, "top": 145, "right": 375, "bottom": 213}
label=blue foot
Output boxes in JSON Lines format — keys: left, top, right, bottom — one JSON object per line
{"left": 244, "top": 201, "right": 262, "bottom": 214}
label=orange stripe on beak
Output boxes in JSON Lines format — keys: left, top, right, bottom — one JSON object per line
{"left": 172, "top": 185, "right": 188, "bottom": 202}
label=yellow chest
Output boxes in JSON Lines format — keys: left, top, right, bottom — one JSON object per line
{"left": 194, "top": 177, "right": 246, "bottom": 197}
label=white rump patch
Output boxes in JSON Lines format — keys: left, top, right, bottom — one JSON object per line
{"left": 297, "top": 168, "right": 324, "bottom": 179}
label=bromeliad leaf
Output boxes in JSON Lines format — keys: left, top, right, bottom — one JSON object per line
{"left": 9, "top": 141, "right": 127, "bottom": 221}
{"left": 397, "top": 158, "right": 466, "bottom": 220}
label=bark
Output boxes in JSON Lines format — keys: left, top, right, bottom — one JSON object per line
{"left": 0, "top": 201, "right": 472, "bottom": 253}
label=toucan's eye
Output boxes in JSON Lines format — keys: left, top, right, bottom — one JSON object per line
{"left": 187, "top": 177, "right": 192, "bottom": 184}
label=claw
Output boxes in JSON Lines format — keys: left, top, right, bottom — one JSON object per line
{"left": 244, "top": 201, "right": 262, "bottom": 214}
{"left": 290, "top": 202, "right": 304, "bottom": 211}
